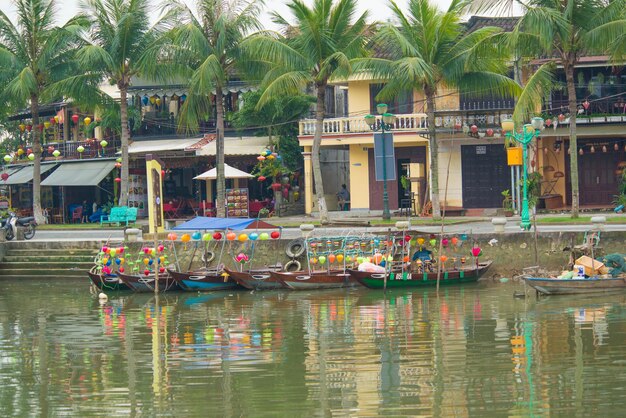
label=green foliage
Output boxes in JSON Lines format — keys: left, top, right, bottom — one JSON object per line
{"left": 251, "top": 158, "right": 291, "bottom": 183}
{"left": 97, "top": 102, "right": 141, "bottom": 136}
{"left": 501, "top": 189, "right": 513, "bottom": 210}
{"left": 613, "top": 169, "right": 626, "bottom": 207}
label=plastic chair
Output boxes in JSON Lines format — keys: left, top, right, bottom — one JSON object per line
{"left": 71, "top": 206, "right": 83, "bottom": 223}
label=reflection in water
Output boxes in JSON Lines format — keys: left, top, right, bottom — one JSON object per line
{"left": 2, "top": 279, "right": 626, "bottom": 415}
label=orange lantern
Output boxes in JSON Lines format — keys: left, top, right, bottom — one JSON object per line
{"left": 328, "top": 254, "right": 336, "bottom": 264}
{"left": 167, "top": 232, "right": 178, "bottom": 241}
{"left": 226, "top": 232, "right": 237, "bottom": 241}
{"left": 181, "top": 234, "right": 191, "bottom": 243}
{"left": 440, "top": 255, "right": 448, "bottom": 263}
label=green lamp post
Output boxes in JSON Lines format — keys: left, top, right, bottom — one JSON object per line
{"left": 501, "top": 117, "right": 544, "bottom": 230}
{"left": 365, "top": 103, "right": 396, "bottom": 220}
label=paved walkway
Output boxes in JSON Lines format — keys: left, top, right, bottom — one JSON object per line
{"left": 26, "top": 211, "right": 626, "bottom": 242}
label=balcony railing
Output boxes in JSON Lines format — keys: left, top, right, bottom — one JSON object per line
{"left": 433, "top": 109, "right": 514, "bottom": 129}
{"left": 13, "top": 138, "right": 121, "bottom": 163}
{"left": 298, "top": 113, "right": 428, "bottom": 136}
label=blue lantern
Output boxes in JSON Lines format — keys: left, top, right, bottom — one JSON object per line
{"left": 142, "top": 95, "right": 149, "bottom": 106}
{"left": 249, "top": 233, "right": 258, "bottom": 241}
{"left": 192, "top": 231, "right": 202, "bottom": 241}
{"left": 180, "top": 94, "right": 187, "bottom": 103}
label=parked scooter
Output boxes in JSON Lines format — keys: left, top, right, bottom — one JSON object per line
{"left": 0, "top": 212, "right": 37, "bottom": 240}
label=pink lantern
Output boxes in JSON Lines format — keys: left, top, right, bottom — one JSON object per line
{"left": 470, "top": 125, "right": 478, "bottom": 134}
{"left": 471, "top": 247, "right": 482, "bottom": 257}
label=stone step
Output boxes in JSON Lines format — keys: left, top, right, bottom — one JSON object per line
{"left": 0, "top": 268, "right": 88, "bottom": 277}
{"left": 3, "top": 240, "right": 112, "bottom": 250}
{"left": 5, "top": 248, "right": 100, "bottom": 256}
{"left": 0, "top": 261, "right": 94, "bottom": 270}
{"left": 1, "top": 255, "right": 96, "bottom": 263}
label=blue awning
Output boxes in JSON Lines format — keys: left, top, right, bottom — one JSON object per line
{"left": 172, "top": 217, "right": 276, "bottom": 231}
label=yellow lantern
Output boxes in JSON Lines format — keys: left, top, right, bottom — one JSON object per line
{"left": 149, "top": 96, "right": 156, "bottom": 104}
{"left": 155, "top": 98, "right": 161, "bottom": 106}
{"left": 17, "top": 148, "right": 24, "bottom": 156}
{"left": 84, "top": 117, "right": 91, "bottom": 126}
{"left": 43, "top": 121, "right": 51, "bottom": 129}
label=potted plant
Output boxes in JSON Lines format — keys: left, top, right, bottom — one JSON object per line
{"left": 502, "top": 189, "right": 514, "bottom": 217}
{"left": 258, "top": 207, "right": 270, "bottom": 218}
{"left": 400, "top": 175, "right": 411, "bottom": 195}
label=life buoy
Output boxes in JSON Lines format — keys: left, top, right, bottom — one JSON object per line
{"left": 284, "top": 259, "right": 301, "bottom": 272}
{"left": 201, "top": 250, "right": 215, "bottom": 264}
{"left": 285, "top": 239, "right": 306, "bottom": 258}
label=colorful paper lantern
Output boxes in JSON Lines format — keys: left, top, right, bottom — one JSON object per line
{"left": 114, "top": 177, "right": 121, "bottom": 183}
{"left": 238, "top": 233, "right": 248, "bottom": 242}
{"left": 249, "top": 233, "right": 258, "bottom": 241}
{"left": 25, "top": 124, "right": 32, "bottom": 132}
{"left": 226, "top": 232, "right": 237, "bottom": 241}
{"left": 202, "top": 233, "right": 212, "bottom": 241}
{"left": 213, "top": 232, "right": 222, "bottom": 240}
{"left": 318, "top": 255, "right": 326, "bottom": 264}
{"left": 1, "top": 173, "right": 9, "bottom": 181}
{"left": 100, "top": 140, "right": 108, "bottom": 148}
{"left": 157, "top": 244, "right": 165, "bottom": 252}
{"left": 440, "top": 255, "right": 448, "bottom": 263}
{"left": 84, "top": 117, "right": 91, "bottom": 126}
{"left": 3, "top": 155, "right": 11, "bottom": 163}
{"left": 328, "top": 254, "right": 336, "bottom": 263}
{"left": 429, "top": 238, "right": 436, "bottom": 247}
{"left": 167, "top": 232, "right": 178, "bottom": 241}
{"left": 181, "top": 234, "right": 191, "bottom": 243}
{"left": 71, "top": 114, "right": 79, "bottom": 124}
{"left": 451, "top": 237, "right": 459, "bottom": 246}
{"left": 52, "top": 150, "right": 60, "bottom": 157}
{"left": 270, "top": 231, "right": 280, "bottom": 239}
{"left": 417, "top": 237, "right": 425, "bottom": 246}
{"left": 257, "top": 155, "right": 265, "bottom": 161}
{"left": 77, "top": 145, "right": 85, "bottom": 153}
{"left": 18, "top": 124, "right": 25, "bottom": 132}
{"left": 442, "top": 238, "right": 449, "bottom": 247}
{"left": 258, "top": 176, "right": 266, "bottom": 182}
{"left": 191, "top": 231, "right": 202, "bottom": 241}
{"left": 28, "top": 153, "right": 35, "bottom": 161}
{"left": 259, "top": 232, "right": 269, "bottom": 241}
{"left": 43, "top": 121, "right": 50, "bottom": 129}
{"left": 471, "top": 247, "right": 482, "bottom": 257}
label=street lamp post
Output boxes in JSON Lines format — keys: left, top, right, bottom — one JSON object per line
{"left": 501, "top": 117, "right": 544, "bottom": 230}
{"left": 365, "top": 103, "right": 396, "bottom": 221}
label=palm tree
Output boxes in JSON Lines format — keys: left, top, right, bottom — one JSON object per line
{"left": 354, "top": 0, "right": 519, "bottom": 218}
{"left": 489, "top": 0, "right": 626, "bottom": 218}
{"left": 242, "top": 0, "right": 370, "bottom": 224}
{"left": 52, "top": 0, "right": 165, "bottom": 207}
{"left": 163, "top": 0, "right": 264, "bottom": 218}
{"left": 0, "top": 0, "right": 78, "bottom": 223}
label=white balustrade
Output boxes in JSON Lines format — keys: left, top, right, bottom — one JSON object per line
{"left": 299, "top": 113, "right": 429, "bottom": 135}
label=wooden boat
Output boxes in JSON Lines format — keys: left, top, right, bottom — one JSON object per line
{"left": 87, "top": 266, "right": 130, "bottom": 291}
{"left": 224, "top": 267, "right": 284, "bottom": 291}
{"left": 117, "top": 271, "right": 179, "bottom": 293}
{"left": 168, "top": 268, "right": 241, "bottom": 292}
{"left": 349, "top": 261, "right": 493, "bottom": 289}
{"left": 524, "top": 276, "right": 626, "bottom": 295}
{"left": 270, "top": 270, "right": 357, "bottom": 290}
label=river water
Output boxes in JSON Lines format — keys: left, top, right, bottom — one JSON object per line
{"left": 1, "top": 279, "right": 626, "bottom": 416}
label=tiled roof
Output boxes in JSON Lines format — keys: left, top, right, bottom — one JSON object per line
{"left": 464, "top": 16, "right": 520, "bottom": 33}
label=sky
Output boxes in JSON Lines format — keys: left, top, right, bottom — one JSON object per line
{"left": 1, "top": 0, "right": 471, "bottom": 29}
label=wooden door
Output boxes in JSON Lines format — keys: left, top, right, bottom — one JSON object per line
{"left": 578, "top": 147, "right": 620, "bottom": 205}
{"left": 461, "top": 144, "right": 510, "bottom": 208}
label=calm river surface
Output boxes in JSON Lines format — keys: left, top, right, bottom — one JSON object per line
{"left": 2, "top": 279, "right": 626, "bottom": 416}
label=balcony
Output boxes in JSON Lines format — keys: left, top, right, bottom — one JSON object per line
{"left": 298, "top": 113, "right": 428, "bottom": 136}
{"left": 13, "top": 138, "right": 121, "bottom": 163}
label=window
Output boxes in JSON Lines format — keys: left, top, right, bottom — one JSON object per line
{"left": 369, "top": 84, "right": 414, "bottom": 114}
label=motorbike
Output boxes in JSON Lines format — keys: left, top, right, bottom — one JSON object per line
{"left": 0, "top": 212, "right": 37, "bottom": 240}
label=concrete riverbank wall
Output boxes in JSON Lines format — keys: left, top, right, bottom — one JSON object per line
{"left": 0, "top": 231, "right": 623, "bottom": 278}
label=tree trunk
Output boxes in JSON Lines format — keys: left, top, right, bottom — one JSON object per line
{"left": 215, "top": 85, "right": 226, "bottom": 218}
{"left": 313, "top": 82, "right": 329, "bottom": 224}
{"left": 425, "top": 88, "right": 440, "bottom": 218}
{"left": 30, "top": 95, "right": 45, "bottom": 224}
{"left": 564, "top": 60, "right": 579, "bottom": 218}
{"left": 119, "top": 87, "right": 130, "bottom": 206}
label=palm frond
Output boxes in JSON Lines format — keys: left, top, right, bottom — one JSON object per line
{"left": 512, "top": 62, "right": 555, "bottom": 124}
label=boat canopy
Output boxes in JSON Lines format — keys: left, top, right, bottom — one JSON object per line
{"left": 172, "top": 216, "right": 276, "bottom": 231}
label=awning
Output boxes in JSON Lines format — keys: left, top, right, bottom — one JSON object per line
{"left": 41, "top": 160, "right": 115, "bottom": 186}
{"left": 195, "top": 136, "right": 270, "bottom": 156}
{"left": 4, "top": 164, "right": 57, "bottom": 185}
{"left": 194, "top": 163, "right": 254, "bottom": 180}
{"left": 129, "top": 138, "right": 204, "bottom": 154}
{"left": 172, "top": 217, "right": 276, "bottom": 231}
